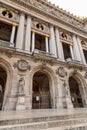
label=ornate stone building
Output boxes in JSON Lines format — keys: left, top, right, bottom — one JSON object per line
{"left": 0, "top": 0, "right": 87, "bottom": 111}
{"left": 0, "top": 0, "right": 87, "bottom": 113}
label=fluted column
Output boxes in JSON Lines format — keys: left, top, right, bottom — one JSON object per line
{"left": 32, "top": 31, "right": 35, "bottom": 52}
{"left": 16, "top": 13, "right": 25, "bottom": 50}
{"left": 25, "top": 15, "right": 31, "bottom": 53}
{"left": 49, "top": 25, "right": 57, "bottom": 57}
{"left": 55, "top": 27, "right": 64, "bottom": 60}
{"left": 77, "top": 36, "right": 86, "bottom": 65}
{"left": 10, "top": 24, "right": 16, "bottom": 47}
{"left": 72, "top": 35, "right": 82, "bottom": 62}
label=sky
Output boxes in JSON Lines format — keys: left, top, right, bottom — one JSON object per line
{"left": 48, "top": 0, "right": 87, "bottom": 18}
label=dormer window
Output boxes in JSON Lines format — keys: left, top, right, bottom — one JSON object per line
{"left": 2, "top": 10, "right": 13, "bottom": 18}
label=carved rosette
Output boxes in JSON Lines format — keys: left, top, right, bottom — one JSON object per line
{"left": 56, "top": 67, "right": 67, "bottom": 77}
{"left": 14, "top": 59, "right": 31, "bottom": 71}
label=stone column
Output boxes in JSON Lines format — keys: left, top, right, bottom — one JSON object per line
{"left": 25, "top": 15, "right": 31, "bottom": 53}
{"left": 70, "top": 45, "right": 74, "bottom": 60}
{"left": 32, "top": 31, "right": 35, "bottom": 52}
{"left": 55, "top": 27, "right": 64, "bottom": 60}
{"left": 16, "top": 13, "right": 25, "bottom": 50}
{"left": 77, "top": 36, "right": 86, "bottom": 65}
{"left": 56, "top": 79, "right": 64, "bottom": 108}
{"left": 10, "top": 24, "right": 16, "bottom": 47}
{"left": 49, "top": 25, "right": 57, "bottom": 57}
{"left": 72, "top": 35, "right": 82, "bottom": 62}
{"left": 45, "top": 35, "right": 49, "bottom": 53}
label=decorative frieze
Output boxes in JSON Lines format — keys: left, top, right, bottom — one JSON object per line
{"left": 10, "top": 0, "right": 84, "bottom": 29}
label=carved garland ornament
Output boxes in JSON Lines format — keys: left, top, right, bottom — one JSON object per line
{"left": 14, "top": 59, "right": 31, "bottom": 71}
{"left": 56, "top": 67, "right": 67, "bottom": 77}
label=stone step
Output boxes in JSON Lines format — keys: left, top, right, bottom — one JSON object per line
{"left": 1, "top": 109, "right": 87, "bottom": 130}
{"left": 0, "top": 117, "right": 87, "bottom": 130}
{"left": 1, "top": 112, "right": 87, "bottom": 126}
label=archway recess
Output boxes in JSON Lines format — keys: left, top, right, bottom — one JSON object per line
{"left": 69, "top": 76, "right": 83, "bottom": 108}
{"left": 0, "top": 67, "right": 7, "bottom": 110}
{"left": 32, "top": 71, "right": 51, "bottom": 109}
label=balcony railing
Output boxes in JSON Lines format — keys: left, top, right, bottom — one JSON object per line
{"left": 66, "top": 58, "right": 83, "bottom": 65}
{"left": 0, "top": 40, "right": 11, "bottom": 47}
{"left": 34, "top": 49, "right": 54, "bottom": 57}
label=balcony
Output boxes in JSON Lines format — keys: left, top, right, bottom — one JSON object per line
{"left": 33, "top": 49, "right": 54, "bottom": 57}
{"left": 0, "top": 40, "right": 11, "bottom": 47}
{"left": 66, "top": 58, "right": 85, "bottom": 70}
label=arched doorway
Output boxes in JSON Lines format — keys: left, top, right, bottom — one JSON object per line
{"left": 0, "top": 67, "right": 7, "bottom": 110}
{"left": 32, "top": 71, "right": 51, "bottom": 109}
{"left": 69, "top": 76, "right": 83, "bottom": 108}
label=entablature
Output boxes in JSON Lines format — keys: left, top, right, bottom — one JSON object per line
{"left": 1, "top": 0, "right": 86, "bottom": 32}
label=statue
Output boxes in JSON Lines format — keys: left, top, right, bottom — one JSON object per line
{"left": 18, "top": 77, "right": 25, "bottom": 95}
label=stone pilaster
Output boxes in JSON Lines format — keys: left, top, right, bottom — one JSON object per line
{"left": 56, "top": 79, "right": 64, "bottom": 108}
{"left": 25, "top": 15, "right": 31, "bottom": 53}
{"left": 49, "top": 25, "right": 57, "bottom": 57}
{"left": 72, "top": 35, "right": 82, "bottom": 62}
{"left": 16, "top": 13, "right": 25, "bottom": 50}
{"left": 55, "top": 27, "right": 64, "bottom": 60}
{"left": 77, "top": 36, "right": 86, "bottom": 65}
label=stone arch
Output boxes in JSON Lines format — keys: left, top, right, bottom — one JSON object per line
{"left": 29, "top": 65, "right": 57, "bottom": 109}
{"left": 0, "top": 58, "right": 13, "bottom": 110}
{"left": 69, "top": 71, "right": 87, "bottom": 107}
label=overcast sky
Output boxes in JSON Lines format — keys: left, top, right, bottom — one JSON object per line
{"left": 48, "top": 0, "right": 87, "bottom": 17}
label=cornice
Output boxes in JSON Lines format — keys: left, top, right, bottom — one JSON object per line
{"left": 0, "top": 0, "right": 87, "bottom": 35}
{"left": 9, "top": 0, "right": 84, "bottom": 23}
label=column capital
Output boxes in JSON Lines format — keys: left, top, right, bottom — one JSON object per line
{"left": 12, "top": 23, "right": 17, "bottom": 27}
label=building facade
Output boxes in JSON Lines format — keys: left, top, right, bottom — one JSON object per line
{"left": 0, "top": 0, "right": 87, "bottom": 111}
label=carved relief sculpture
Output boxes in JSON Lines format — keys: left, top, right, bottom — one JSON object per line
{"left": 16, "top": 77, "right": 26, "bottom": 110}
{"left": 18, "top": 77, "right": 25, "bottom": 95}
{"left": 56, "top": 67, "right": 67, "bottom": 77}
{"left": 14, "top": 59, "right": 31, "bottom": 71}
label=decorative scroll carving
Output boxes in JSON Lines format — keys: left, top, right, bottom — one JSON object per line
{"left": 56, "top": 67, "right": 67, "bottom": 77}
{"left": 13, "top": 59, "right": 31, "bottom": 71}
